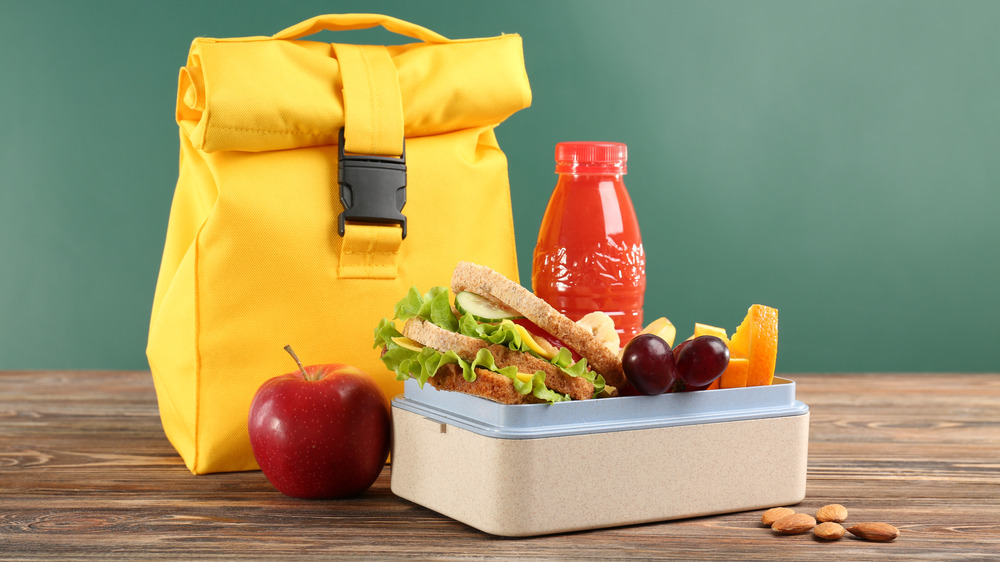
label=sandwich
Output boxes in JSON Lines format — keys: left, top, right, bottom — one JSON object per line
{"left": 374, "top": 261, "right": 627, "bottom": 404}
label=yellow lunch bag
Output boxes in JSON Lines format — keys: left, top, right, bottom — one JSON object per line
{"left": 147, "top": 13, "right": 531, "bottom": 474}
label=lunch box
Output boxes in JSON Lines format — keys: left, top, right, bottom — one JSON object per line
{"left": 390, "top": 377, "right": 809, "bottom": 537}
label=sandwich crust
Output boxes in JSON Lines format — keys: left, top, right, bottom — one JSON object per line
{"left": 401, "top": 317, "right": 486, "bottom": 360}
{"left": 451, "top": 261, "right": 627, "bottom": 388}
{"left": 428, "top": 363, "right": 537, "bottom": 405}
{"left": 402, "top": 317, "right": 595, "bottom": 401}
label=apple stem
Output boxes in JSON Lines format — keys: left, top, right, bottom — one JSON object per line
{"left": 284, "top": 345, "right": 312, "bottom": 381}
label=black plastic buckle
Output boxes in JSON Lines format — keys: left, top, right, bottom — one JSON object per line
{"left": 337, "top": 128, "right": 407, "bottom": 239}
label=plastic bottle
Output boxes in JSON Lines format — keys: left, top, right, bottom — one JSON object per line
{"left": 532, "top": 141, "right": 646, "bottom": 343}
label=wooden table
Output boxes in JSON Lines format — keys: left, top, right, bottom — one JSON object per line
{"left": 2, "top": 372, "right": 998, "bottom": 559}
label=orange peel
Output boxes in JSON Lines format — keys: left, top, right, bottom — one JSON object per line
{"left": 728, "top": 304, "right": 778, "bottom": 386}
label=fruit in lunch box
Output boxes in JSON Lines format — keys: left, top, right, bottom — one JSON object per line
{"left": 674, "top": 335, "right": 730, "bottom": 390}
{"left": 638, "top": 316, "right": 676, "bottom": 347}
{"left": 719, "top": 357, "right": 750, "bottom": 389}
{"left": 728, "top": 304, "right": 779, "bottom": 386}
{"left": 248, "top": 346, "right": 391, "bottom": 499}
{"left": 702, "top": 377, "right": 722, "bottom": 391}
{"left": 621, "top": 334, "right": 677, "bottom": 395}
{"left": 671, "top": 339, "right": 690, "bottom": 361}
{"left": 576, "top": 311, "right": 621, "bottom": 355}
{"left": 692, "top": 322, "right": 730, "bottom": 344}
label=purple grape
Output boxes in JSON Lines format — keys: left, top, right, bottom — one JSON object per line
{"left": 622, "top": 334, "right": 677, "bottom": 395}
{"left": 671, "top": 340, "right": 691, "bottom": 362}
{"left": 675, "top": 335, "right": 730, "bottom": 390}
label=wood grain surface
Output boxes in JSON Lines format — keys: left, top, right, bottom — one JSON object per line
{"left": 1, "top": 371, "right": 998, "bottom": 560}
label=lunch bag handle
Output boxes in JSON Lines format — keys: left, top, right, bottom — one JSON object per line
{"left": 273, "top": 13, "right": 451, "bottom": 44}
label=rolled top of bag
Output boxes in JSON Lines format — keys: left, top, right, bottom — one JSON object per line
{"left": 176, "top": 34, "right": 532, "bottom": 153}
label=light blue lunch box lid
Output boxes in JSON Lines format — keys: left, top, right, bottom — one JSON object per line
{"left": 392, "top": 376, "right": 809, "bottom": 440}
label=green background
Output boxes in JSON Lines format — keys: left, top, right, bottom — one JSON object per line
{"left": 1, "top": 0, "right": 997, "bottom": 373}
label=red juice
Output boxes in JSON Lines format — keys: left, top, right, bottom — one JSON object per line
{"left": 532, "top": 142, "right": 646, "bottom": 343}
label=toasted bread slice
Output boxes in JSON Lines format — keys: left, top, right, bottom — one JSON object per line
{"left": 402, "top": 317, "right": 595, "bottom": 401}
{"left": 401, "top": 317, "right": 486, "bottom": 360}
{"left": 451, "top": 261, "right": 627, "bottom": 387}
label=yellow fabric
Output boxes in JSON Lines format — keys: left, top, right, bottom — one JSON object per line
{"left": 148, "top": 13, "right": 530, "bottom": 474}
{"left": 332, "top": 43, "right": 406, "bottom": 277}
{"left": 175, "top": 34, "right": 531, "bottom": 153}
{"left": 333, "top": 43, "right": 404, "bottom": 157}
{"left": 339, "top": 223, "right": 403, "bottom": 279}
{"left": 273, "top": 13, "right": 450, "bottom": 44}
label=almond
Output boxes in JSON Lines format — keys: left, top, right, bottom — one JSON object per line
{"left": 813, "top": 521, "right": 846, "bottom": 540}
{"left": 772, "top": 513, "right": 816, "bottom": 535}
{"left": 816, "top": 503, "right": 848, "bottom": 523}
{"left": 847, "top": 522, "right": 900, "bottom": 542}
{"left": 761, "top": 507, "right": 797, "bottom": 526}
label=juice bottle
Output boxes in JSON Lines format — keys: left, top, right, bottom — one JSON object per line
{"left": 532, "top": 141, "right": 646, "bottom": 343}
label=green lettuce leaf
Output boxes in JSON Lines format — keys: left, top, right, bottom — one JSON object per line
{"left": 373, "top": 317, "right": 403, "bottom": 348}
{"left": 529, "top": 372, "right": 571, "bottom": 402}
{"left": 458, "top": 316, "right": 524, "bottom": 348}
{"left": 391, "top": 286, "right": 458, "bottom": 332}
{"left": 550, "top": 347, "right": 606, "bottom": 398}
{"left": 374, "top": 330, "right": 570, "bottom": 403}
{"left": 392, "top": 287, "right": 425, "bottom": 321}
{"left": 374, "top": 287, "right": 601, "bottom": 402}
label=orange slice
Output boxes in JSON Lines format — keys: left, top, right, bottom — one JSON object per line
{"left": 728, "top": 304, "right": 779, "bottom": 386}
{"left": 719, "top": 357, "right": 750, "bottom": 388}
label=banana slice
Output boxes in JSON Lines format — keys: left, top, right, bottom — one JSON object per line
{"left": 576, "top": 312, "right": 621, "bottom": 355}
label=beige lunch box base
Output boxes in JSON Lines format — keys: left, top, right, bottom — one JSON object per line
{"left": 390, "top": 406, "right": 809, "bottom": 537}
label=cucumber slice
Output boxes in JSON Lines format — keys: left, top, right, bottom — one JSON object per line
{"left": 454, "top": 291, "right": 523, "bottom": 321}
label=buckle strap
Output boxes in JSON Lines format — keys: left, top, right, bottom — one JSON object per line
{"left": 337, "top": 128, "right": 407, "bottom": 239}
{"left": 332, "top": 43, "right": 406, "bottom": 279}
{"left": 338, "top": 223, "right": 404, "bottom": 279}
{"left": 332, "top": 43, "right": 405, "bottom": 157}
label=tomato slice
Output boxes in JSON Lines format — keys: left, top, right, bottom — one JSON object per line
{"left": 512, "top": 318, "right": 581, "bottom": 362}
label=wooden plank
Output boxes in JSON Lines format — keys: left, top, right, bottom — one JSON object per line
{"left": 1, "top": 371, "right": 998, "bottom": 559}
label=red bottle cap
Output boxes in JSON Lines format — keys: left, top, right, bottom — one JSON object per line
{"left": 554, "top": 141, "right": 628, "bottom": 174}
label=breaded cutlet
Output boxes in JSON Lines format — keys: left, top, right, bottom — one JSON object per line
{"left": 426, "top": 363, "right": 538, "bottom": 405}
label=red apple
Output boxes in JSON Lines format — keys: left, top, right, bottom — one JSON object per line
{"left": 248, "top": 346, "right": 391, "bottom": 499}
